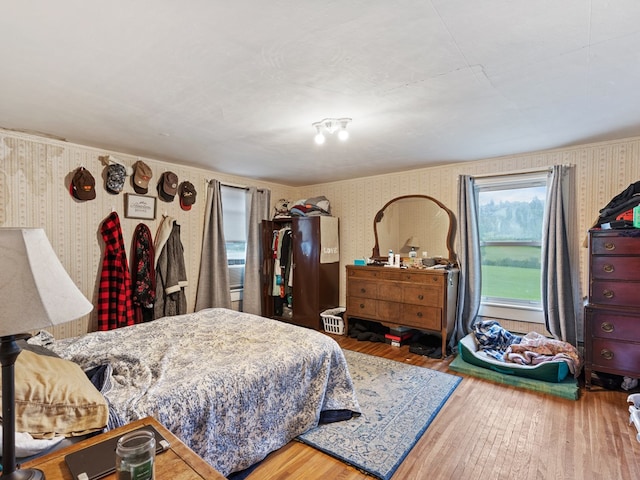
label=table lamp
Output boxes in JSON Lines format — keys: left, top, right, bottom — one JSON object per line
{"left": 0, "top": 228, "right": 93, "bottom": 479}
{"left": 406, "top": 236, "right": 420, "bottom": 257}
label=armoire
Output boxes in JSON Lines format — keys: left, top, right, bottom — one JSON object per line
{"left": 261, "top": 216, "right": 339, "bottom": 330}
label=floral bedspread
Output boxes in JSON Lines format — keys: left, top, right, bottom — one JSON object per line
{"left": 50, "top": 308, "right": 361, "bottom": 476}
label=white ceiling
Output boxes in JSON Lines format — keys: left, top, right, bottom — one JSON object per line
{"left": 3, "top": 1, "right": 640, "bottom": 186}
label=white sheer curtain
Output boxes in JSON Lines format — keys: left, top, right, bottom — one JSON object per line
{"left": 243, "top": 186, "right": 271, "bottom": 315}
{"left": 195, "top": 179, "right": 231, "bottom": 310}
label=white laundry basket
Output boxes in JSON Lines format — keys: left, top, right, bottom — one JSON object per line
{"left": 321, "top": 307, "right": 346, "bottom": 335}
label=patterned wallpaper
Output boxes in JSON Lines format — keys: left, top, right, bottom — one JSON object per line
{"left": 2, "top": 128, "right": 639, "bottom": 338}
{"left": 0, "top": 129, "right": 296, "bottom": 339}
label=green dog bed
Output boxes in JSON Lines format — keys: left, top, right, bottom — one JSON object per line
{"left": 458, "top": 333, "right": 569, "bottom": 383}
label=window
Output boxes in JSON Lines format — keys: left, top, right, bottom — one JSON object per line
{"left": 220, "top": 185, "right": 247, "bottom": 297}
{"left": 475, "top": 172, "right": 548, "bottom": 323}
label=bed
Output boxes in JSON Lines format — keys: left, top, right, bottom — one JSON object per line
{"left": 24, "top": 308, "right": 360, "bottom": 476}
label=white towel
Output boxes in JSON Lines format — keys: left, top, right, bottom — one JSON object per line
{"left": 320, "top": 216, "right": 339, "bottom": 264}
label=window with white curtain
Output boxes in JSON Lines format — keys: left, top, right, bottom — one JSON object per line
{"left": 220, "top": 185, "right": 247, "bottom": 298}
{"left": 475, "top": 172, "right": 548, "bottom": 323}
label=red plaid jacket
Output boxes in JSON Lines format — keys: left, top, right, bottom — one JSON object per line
{"left": 98, "top": 212, "right": 135, "bottom": 330}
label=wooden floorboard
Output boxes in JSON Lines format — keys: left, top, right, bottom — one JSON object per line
{"left": 244, "top": 334, "right": 640, "bottom": 480}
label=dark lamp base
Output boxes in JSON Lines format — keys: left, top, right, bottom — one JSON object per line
{"left": 1, "top": 468, "right": 45, "bottom": 479}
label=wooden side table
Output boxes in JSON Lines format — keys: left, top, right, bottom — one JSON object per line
{"left": 20, "top": 417, "right": 226, "bottom": 480}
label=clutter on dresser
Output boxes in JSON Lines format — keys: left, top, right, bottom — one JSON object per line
{"left": 594, "top": 180, "right": 640, "bottom": 229}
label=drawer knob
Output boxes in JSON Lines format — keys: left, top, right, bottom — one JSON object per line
{"left": 360, "top": 288, "right": 367, "bottom": 294}
{"left": 418, "top": 294, "right": 424, "bottom": 300}
{"left": 359, "top": 303, "right": 365, "bottom": 309}
{"left": 600, "top": 349, "right": 614, "bottom": 360}
{"left": 604, "top": 242, "right": 615, "bottom": 251}
{"left": 600, "top": 322, "right": 614, "bottom": 333}
{"left": 602, "top": 289, "right": 614, "bottom": 299}
{"left": 603, "top": 264, "right": 614, "bottom": 273}
{"left": 416, "top": 312, "right": 423, "bottom": 318}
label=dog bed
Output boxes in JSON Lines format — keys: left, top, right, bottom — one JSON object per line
{"left": 458, "top": 333, "right": 570, "bottom": 383}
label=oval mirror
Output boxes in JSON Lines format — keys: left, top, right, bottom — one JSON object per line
{"left": 372, "top": 195, "right": 456, "bottom": 263}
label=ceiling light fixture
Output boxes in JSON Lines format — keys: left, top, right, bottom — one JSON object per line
{"left": 312, "top": 117, "right": 352, "bottom": 145}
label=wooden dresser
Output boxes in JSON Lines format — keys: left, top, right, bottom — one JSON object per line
{"left": 345, "top": 265, "right": 458, "bottom": 357}
{"left": 584, "top": 229, "right": 640, "bottom": 389}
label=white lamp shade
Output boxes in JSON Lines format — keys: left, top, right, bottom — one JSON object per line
{"left": 0, "top": 228, "right": 93, "bottom": 336}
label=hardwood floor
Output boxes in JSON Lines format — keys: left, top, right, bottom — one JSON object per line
{"left": 245, "top": 334, "right": 640, "bottom": 480}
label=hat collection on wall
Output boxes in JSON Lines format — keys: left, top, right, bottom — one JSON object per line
{"left": 69, "top": 161, "right": 197, "bottom": 212}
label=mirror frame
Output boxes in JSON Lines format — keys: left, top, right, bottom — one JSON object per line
{"left": 371, "top": 194, "right": 456, "bottom": 262}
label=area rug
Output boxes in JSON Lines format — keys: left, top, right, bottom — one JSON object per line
{"left": 297, "top": 349, "right": 462, "bottom": 480}
{"left": 448, "top": 354, "right": 579, "bottom": 400}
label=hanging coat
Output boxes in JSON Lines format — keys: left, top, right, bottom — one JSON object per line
{"left": 131, "top": 223, "right": 156, "bottom": 323}
{"left": 98, "top": 212, "right": 135, "bottom": 330}
{"left": 154, "top": 217, "right": 188, "bottom": 319}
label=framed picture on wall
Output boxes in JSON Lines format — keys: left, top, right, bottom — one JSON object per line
{"left": 125, "top": 193, "right": 157, "bottom": 220}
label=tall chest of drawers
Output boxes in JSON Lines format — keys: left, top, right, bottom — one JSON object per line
{"left": 584, "top": 229, "right": 640, "bottom": 389}
{"left": 345, "top": 265, "right": 458, "bottom": 358}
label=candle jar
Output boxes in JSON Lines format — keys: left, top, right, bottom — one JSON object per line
{"left": 116, "top": 430, "right": 156, "bottom": 480}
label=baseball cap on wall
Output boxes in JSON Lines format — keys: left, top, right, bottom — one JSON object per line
{"left": 179, "top": 181, "right": 197, "bottom": 211}
{"left": 105, "top": 163, "right": 126, "bottom": 194}
{"left": 132, "top": 161, "right": 153, "bottom": 194}
{"left": 158, "top": 171, "right": 178, "bottom": 202}
{"left": 70, "top": 167, "right": 96, "bottom": 201}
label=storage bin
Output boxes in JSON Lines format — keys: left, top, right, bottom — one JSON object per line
{"left": 321, "top": 307, "right": 346, "bottom": 335}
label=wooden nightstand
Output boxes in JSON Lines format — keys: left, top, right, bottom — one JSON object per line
{"left": 20, "top": 417, "right": 226, "bottom": 480}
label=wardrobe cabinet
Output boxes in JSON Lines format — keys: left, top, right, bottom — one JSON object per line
{"left": 261, "top": 216, "right": 339, "bottom": 330}
{"left": 584, "top": 229, "right": 640, "bottom": 389}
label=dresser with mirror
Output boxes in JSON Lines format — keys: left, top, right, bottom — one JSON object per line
{"left": 345, "top": 195, "right": 459, "bottom": 357}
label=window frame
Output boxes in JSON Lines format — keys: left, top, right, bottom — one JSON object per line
{"left": 474, "top": 172, "right": 549, "bottom": 324}
{"left": 220, "top": 185, "right": 248, "bottom": 300}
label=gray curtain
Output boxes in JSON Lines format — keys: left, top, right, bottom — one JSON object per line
{"left": 195, "top": 179, "right": 232, "bottom": 310}
{"left": 243, "top": 186, "right": 271, "bottom": 315}
{"left": 449, "top": 175, "right": 482, "bottom": 350}
{"left": 541, "top": 165, "right": 582, "bottom": 345}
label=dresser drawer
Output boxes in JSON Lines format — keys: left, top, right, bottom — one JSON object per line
{"left": 346, "top": 266, "right": 446, "bottom": 286}
{"left": 402, "top": 285, "right": 442, "bottom": 307}
{"left": 388, "top": 271, "right": 445, "bottom": 285}
{"left": 589, "top": 338, "right": 640, "bottom": 374}
{"left": 591, "top": 256, "right": 640, "bottom": 281}
{"left": 591, "top": 234, "right": 640, "bottom": 255}
{"left": 347, "top": 267, "right": 382, "bottom": 279}
{"left": 347, "top": 279, "right": 378, "bottom": 299}
{"left": 401, "top": 304, "right": 441, "bottom": 330}
{"left": 587, "top": 308, "right": 640, "bottom": 341}
{"left": 347, "top": 296, "right": 378, "bottom": 317}
{"left": 377, "top": 282, "right": 404, "bottom": 303}
{"left": 590, "top": 280, "right": 640, "bottom": 307}
{"left": 377, "top": 300, "right": 402, "bottom": 322}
